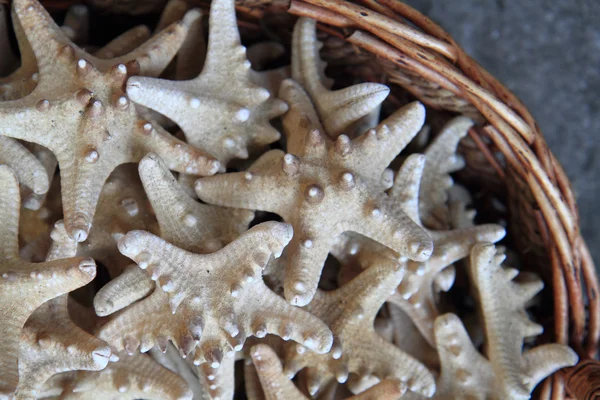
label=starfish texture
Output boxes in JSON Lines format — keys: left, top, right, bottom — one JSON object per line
{"left": 196, "top": 79, "right": 432, "bottom": 306}
{"left": 112, "top": 221, "right": 333, "bottom": 366}
{"left": 58, "top": 352, "right": 193, "bottom": 400}
{"left": 126, "top": 0, "right": 288, "bottom": 166}
{"left": 0, "top": 0, "right": 219, "bottom": 242}
{"left": 282, "top": 262, "right": 436, "bottom": 398}
{"left": 251, "top": 344, "right": 404, "bottom": 400}
{"left": 15, "top": 221, "right": 111, "bottom": 400}
{"left": 0, "top": 165, "right": 98, "bottom": 396}
{"left": 291, "top": 17, "right": 389, "bottom": 138}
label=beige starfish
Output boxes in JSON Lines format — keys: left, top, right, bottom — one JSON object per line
{"left": 291, "top": 17, "right": 389, "bottom": 138}
{"left": 0, "top": 137, "right": 50, "bottom": 200}
{"left": 59, "top": 352, "right": 193, "bottom": 400}
{"left": 0, "top": 0, "right": 219, "bottom": 242}
{"left": 283, "top": 262, "right": 436, "bottom": 398}
{"left": 14, "top": 221, "right": 111, "bottom": 400}
{"left": 126, "top": 0, "right": 288, "bottom": 166}
{"left": 0, "top": 165, "right": 98, "bottom": 396}
{"left": 196, "top": 80, "right": 432, "bottom": 306}
{"left": 251, "top": 343, "right": 409, "bottom": 400}
{"left": 111, "top": 221, "right": 332, "bottom": 367}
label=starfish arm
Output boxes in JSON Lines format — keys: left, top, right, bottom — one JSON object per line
{"left": 139, "top": 153, "right": 253, "bottom": 253}
{"left": 249, "top": 281, "right": 333, "bottom": 354}
{"left": 97, "top": 289, "right": 190, "bottom": 356}
{"left": 15, "top": 296, "right": 111, "bottom": 400}
{"left": 352, "top": 332, "right": 436, "bottom": 398}
{"left": 195, "top": 150, "right": 296, "bottom": 215}
{"left": 94, "top": 26, "right": 151, "bottom": 59}
{"left": 279, "top": 79, "right": 326, "bottom": 156}
{"left": 0, "top": 165, "right": 21, "bottom": 257}
{"left": 156, "top": 0, "right": 189, "bottom": 31}
{"left": 349, "top": 102, "right": 425, "bottom": 183}
{"left": 61, "top": 352, "right": 193, "bottom": 400}
{"left": 348, "top": 200, "right": 433, "bottom": 262}
{"left": 0, "top": 100, "right": 63, "bottom": 149}
{"left": 284, "top": 234, "right": 335, "bottom": 307}
{"left": 0, "top": 257, "right": 96, "bottom": 394}
{"left": 201, "top": 0, "right": 247, "bottom": 79}
{"left": 251, "top": 344, "right": 308, "bottom": 400}
{"left": 108, "top": 9, "right": 201, "bottom": 77}
{"left": 521, "top": 345, "right": 578, "bottom": 394}
{"left": 390, "top": 154, "right": 426, "bottom": 224}
{"left": 94, "top": 265, "right": 155, "bottom": 316}
{"left": 420, "top": 116, "right": 472, "bottom": 227}
{"left": 197, "top": 355, "right": 235, "bottom": 400}
{"left": 174, "top": 5, "right": 205, "bottom": 80}
{"left": 21, "top": 143, "right": 57, "bottom": 210}
{"left": 0, "top": 137, "right": 49, "bottom": 195}
{"left": 347, "top": 380, "right": 404, "bottom": 400}
{"left": 133, "top": 122, "right": 220, "bottom": 176}
{"left": 291, "top": 17, "right": 389, "bottom": 137}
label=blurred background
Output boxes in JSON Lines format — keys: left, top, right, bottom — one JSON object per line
{"left": 402, "top": 0, "right": 600, "bottom": 265}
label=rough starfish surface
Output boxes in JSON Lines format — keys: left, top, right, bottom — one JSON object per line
{"left": 114, "top": 220, "right": 333, "bottom": 367}
{"left": 0, "top": 0, "right": 219, "bottom": 242}
{"left": 281, "top": 262, "right": 436, "bottom": 398}
{"left": 333, "top": 152, "right": 505, "bottom": 344}
{"left": 291, "top": 17, "right": 389, "bottom": 138}
{"left": 250, "top": 344, "right": 404, "bottom": 400}
{"left": 15, "top": 221, "right": 111, "bottom": 400}
{"left": 0, "top": 165, "right": 98, "bottom": 396}
{"left": 196, "top": 79, "right": 433, "bottom": 306}
{"left": 126, "top": 0, "right": 288, "bottom": 166}
{"left": 58, "top": 352, "right": 193, "bottom": 400}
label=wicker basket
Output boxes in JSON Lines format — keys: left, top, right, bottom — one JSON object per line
{"left": 40, "top": 0, "right": 600, "bottom": 397}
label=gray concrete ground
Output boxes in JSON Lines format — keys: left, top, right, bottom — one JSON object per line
{"left": 403, "top": 0, "right": 600, "bottom": 265}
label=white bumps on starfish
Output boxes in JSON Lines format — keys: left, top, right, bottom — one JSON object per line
{"left": 0, "top": 0, "right": 218, "bottom": 242}
{"left": 126, "top": 0, "right": 288, "bottom": 166}
{"left": 196, "top": 80, "right": 432, "bottom": 306}
{"left": 0, "top": 166, "right": 98, "bottom": 396}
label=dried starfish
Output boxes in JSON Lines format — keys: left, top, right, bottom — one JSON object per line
{"left": 196, "top": 80, "right": 432, "bottom": 306}
{"left": 15, "top": 221, "right": 111, "bottom": 400}
{"left": 126, "top": 0, "right": 288, "bottom": 166}
{"left": 0, "top": 0, "right": 219, "bottom": 242}
{"left": 291, "top": 17, "right": 389, "bottom": 138}
{"left": 0, "top": 165, "right": 98, "bottom": 396}
{"left": 59, "top": 352, "right": 193, "bottom": 400}
{"left": 283, "top": 262, "right": 436, "bottom": 398}
{"left": 60, "top": 5, "right": 89, "bottom": 45}
{"left": 0, "top": 136, "right": 50, "bottom": 200}
{"left": 113, "top": 221, "right": 333, "bottom": 367}
{"left": 251, "top": 344, "right": 405, "bottom": 400}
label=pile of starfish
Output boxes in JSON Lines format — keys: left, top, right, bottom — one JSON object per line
{"left": 0, "top": 0, "right": 578, "bottom": 399}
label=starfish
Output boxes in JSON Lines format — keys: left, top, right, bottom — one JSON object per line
{"left": 251, "top": 344, "right": 404, "bottom": 400}
{"left": 0, "top": 136, "right": 50, "bottom": 201}
{"left": 14, "top": 221, "right": 111, "bottom": 400}
{"left": 58, "top": 352, "right": 193, "bottom": 400}
{"left": 126, "top": 0, "right": 288, "bottom": 166}
{"left": 195, "top": 79, "right": 432, "bottom": 306}
{"left": 110, "top": 220, "right": 333, "bottom": 367}
{"left": 0, "top": 0, "right": 219, "bottom": 242}
{"left": 281, "top": 262, "right": 436, "bottom": 398}
{"left": 0, "top": 165, "right": 98, "bottom": 396}
{"left": 291, "top": 17, "right": 390, "bottom": 138}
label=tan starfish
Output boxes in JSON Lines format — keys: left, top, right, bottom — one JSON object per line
{"left": 291, "top": 17, "right": 389, "bottom": 138}
{"left": 282, "top": 262, "right": 435, "bottom": 398}
{"left": 126, "top": 0, "right": 288, "bottom": 166}
{"left": 15, "top": 221, "right": 111, "bottom": 400}
{"left": 251, "top": 344, "right": 405, "bottom": 400}
{"left": 196, "top": 80, "right": 432, "bottom": 306}
{"left": 0, "top": 0, "right": 218, "bottom": 242}
{"left": 0, "top": 165, "right": 98, "bottom": 396}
